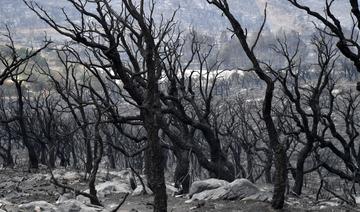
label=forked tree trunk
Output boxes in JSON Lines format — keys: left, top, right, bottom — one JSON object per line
{"left": 203, "top": 131, "right": 235, "bottom": 182}
{"left": 174, "top": 148, "right": 190, "bottom": 194}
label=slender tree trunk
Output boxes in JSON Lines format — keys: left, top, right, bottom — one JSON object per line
{"left": 246, "top": 150, "right": 254, "bottom": 183}
{"left": 88, "top": 120, "right": 103, "bottom": 206}
{"left": 106, "top": 140, "right": 116, "bottom": 169}
{"left": 48, "top": 143, "right": 56, "bottom": 168}
{"left": 5, "top": 150, "right": 14, "bottom": 167}
{"left": 14, "top": 80, "right": 39, "bottom": 169}
{"left": 4, "top": 154, "right": 14, "bottom": 167}
{"left": 293, "top": 142, "right": 313, "bottom": 195}
{"left": 0, "top": 148, "right": 14, "bottom": 168}
{"left": 263, "top": 83, "right": 287, "bottom": 209}
{"left": 70, "top": 144, "right": 77, "bottom": 168}
{"left": 3, "top": 136, "right": 14, "bottom": 168}
{"left": 231, "top": 144, "right": 246, "bottom": 178}
{"left": 39, "top": 144, "right": 47, "bottom": 165}
{"left": 264, "top": 150, "right": 273, "bottom": 184}
{"left": 25, "top": 142, "right": 39, "bottom": 169}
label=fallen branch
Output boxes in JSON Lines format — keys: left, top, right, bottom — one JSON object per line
{"left": 111, "top": 193, "right": 129, "bottom": 212}
{"left": 323, "top": 181, "right": 356, "bottom": 206}
{"left": 48, "top": 168, "right": 103, "bottom": 206}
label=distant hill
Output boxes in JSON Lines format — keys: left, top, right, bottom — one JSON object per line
{"left": 0, "top": 0, "right": 352, "bottom": 45}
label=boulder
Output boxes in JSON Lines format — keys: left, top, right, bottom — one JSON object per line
{"left": 132, "top": 185, "right": 153, "bottom": 196}
{"left": 131, "top": 183, "right": 179, "bottom": 196}
{"left": 62, "top": 171, "right": 82, "bottom": 182}
{"left": 190, "top": 179, "right": 260, "bottom": 202}
{"left": 56, "top": 193, "right": 75, "bottom": 204}
{"left": 18, "top": 201, "right": 57, "bottom": 212}
{"left": 106, "top": 169, "right": 132, "bottom": 180}
{"left": 96, "top": 181, "right": 132, "bottom": 197}
{"left": 166, "top": 184, "right": 179, "bottom": 194}
{"left": 52, "top": 169, "right": 82, "bottom": 182}
{"left": 243, "top": 191, "right": 272, "bottom": 202}
{"left": 56, "top": 199, "right": 105, "bottom": 212}
{"left": 0, "top": 199, "right": 17, "bottom": 211}
{"left": 189, "top": 178, "right": 229, "bottom": 197}
{"left": 77, "top": 181, "right": 132, "bottom": 203}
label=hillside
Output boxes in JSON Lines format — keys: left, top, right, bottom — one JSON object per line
{"left": 0, "top": 0, "right": 352, "bottom": 45}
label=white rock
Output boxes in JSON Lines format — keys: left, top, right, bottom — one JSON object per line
{"left": 355, "top": 196, "right": 360, "bottom": 204}
{"left": 57, "top": 199, "right": 104, "bottom": 212}
{"left": 107, "top": 169, "right": 132, "bottom": 179}
{"left": 96, "top": 181, "right": 132, "bottom": 196}
{"left": 18, "top": 201, "right": 57, "bottom": 212}
{"left": 166, "top": 184, "right": 179, "bottom": 194}
{"left": 189, "top": 178, "right": 229, "bottom": 197}
{"left": 56, "top": 193, "right": 75, "bottom": 204}
{"left": 76, "top": 194, "right": 91, "bottom": 204}
{"left": 63, "top": 171, "right": 82, "bottom": 181}
{"left": 242, "top": 191, "right": 272, "bottom": 202}
{"left": 132, "top": 185, "right": 153, "bottom": 196}
{"left": 319, "top": 201, "right": 340, "bottom": 207}
{"left": 77, "top": 181, "right": 132, "bottom": 203}
{"left": 0, "top": 199, "right": 14, "bottom": 208}
{"left": 190, "top": 179, "right": 259, "bottom": 202}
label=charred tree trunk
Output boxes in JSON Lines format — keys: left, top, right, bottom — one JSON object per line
{"left": 48, "top": 144, "right": 56, "bottom": 168}
{"left": 79, "top": 108, "right": 93, "bottom": 175}
{"left": 142, "top": 34, "right": 167, "bottom": 211}
{"left": 143, "top": 114, "right": 167, "bottom": 212}
{"left": 293, "top": 142, "right": 313, "bottom": 195}
{"left": 105, "top": 136, "right": 116, "bottom": 169}
{"left": 173, "top": 147, "right": 190, "bottom": 194}
{"left": 205, "top": 1, "right": 288, "bottom": 208}
{"left": 231, "top": 144, "right": 246, "bottom": 178}
{"left": 0, "top": 145, "right": 14, "bottom": 168}
{"left": 39, "top": 144, "right": 47, "bottom": 165}
{"left": 263, "top": 84, "right": 287, "bottom": 209}
{"left": 88, "top": 117, "right": 103, "bottom": 206}
{"left": 14, "top": 79, "right": 39, "bottom": 169}
{"left": 245, "top": 149, "right": 254, "bottom": 183}
{"left": 264, "top": 149, "right": 273, "bottom": 184}
{"left": 203, "top": 130, "right": 235, "bottom": 182}
{"left": 71, "top": 144, "right": 78, "bottom": 168}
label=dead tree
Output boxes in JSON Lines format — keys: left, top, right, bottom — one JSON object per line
{"left": 0, "top": 26, "right": 50, "bottom": 169}
{"left": 24, "top": 0, "right": 180, "bottom": 210}
{"left": 0, "top": 91, "right": 15, "bottom": 167}
{"left": 27, "top": 89, "right": 63, "bottom": 168}
{"left": 0, "top": 26, "right": 50, "bottom": 85}
{"left": 206, "top": 0, "right": 287, "bottom": 208}
{"left": 161, "top": 33, "right": 236, "bottom": 182}
{"left": 223, "top": 96, "right": 272, "bottom": 183}
{"left": 267, "top": 32, "right": 339, "bottom": 195}
{"left": 288, "top": 0, "right": 360, "bottom": 90}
